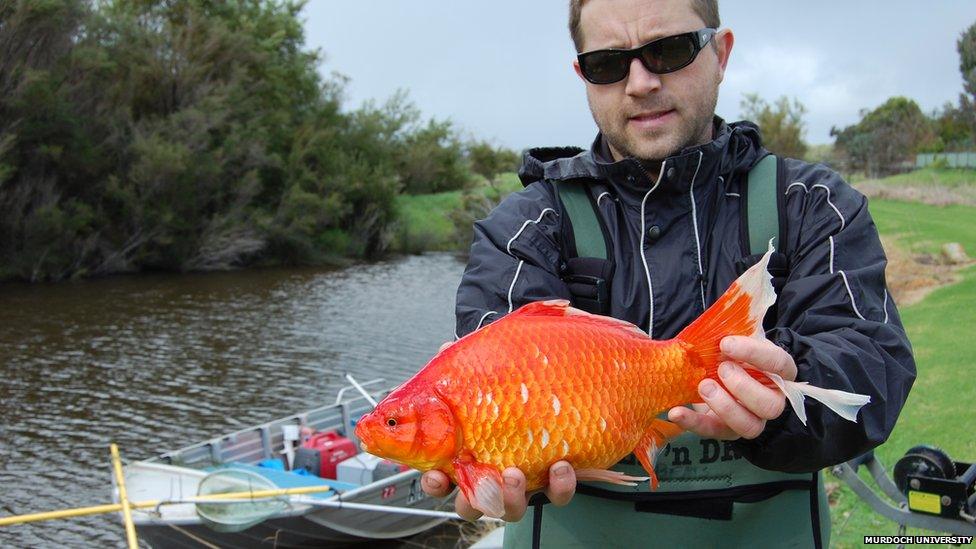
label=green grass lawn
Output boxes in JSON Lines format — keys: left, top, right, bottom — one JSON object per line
{"left": 852, "top": 168, "right": 976, "bottom": 207}
{"left": 829, "top": 196, "right": 976, "bottom": 547}
{"left": 392, "top": 173, "right": 522, "bottom": 253}
{"left": 394, "top": 189, "right": 463, "bottom": 253}
{"left": 864, "top": 167, "right": 976, "bottom": 190}
{"left": 869, "top": 199, "right": 976, "bottom": 255}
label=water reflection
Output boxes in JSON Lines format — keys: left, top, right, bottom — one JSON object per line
{"left": 0, "top": 253, "right": 465, "bottom": 546}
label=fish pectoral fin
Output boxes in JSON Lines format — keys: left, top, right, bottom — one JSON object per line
{"left": 575, "top": 468, "right": 649, "bottom": 486}
{"left": 634, "top": 419, "right": 684, "bottom": 491}
{"left": 452, "top": 454, "right": 505, "bottom": 519}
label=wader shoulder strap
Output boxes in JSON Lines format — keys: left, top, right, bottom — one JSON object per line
{"left": 744, "top": 153, "right": 787, "bottom": 255}
{"left": 553, "top": 179, "right": 614, "bottom": 315}
{"left": 555, "top": 179, "right": 607, "bottom": 259}
{"left": 741, "top": 153, "right": 789, "bottom": 329}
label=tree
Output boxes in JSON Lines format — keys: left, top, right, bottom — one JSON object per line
{"left": 956, "top": 21, "right": 976, "bottom": 143}
{"left": 929, "top": 102, "right": 973, "bottom": 152}
{"left": 397, "top": 118, "right": 471, "bottom": 194}
{"left": 467, "top": 140, "right": 520, "bottom": 181}
{"left": 959, "top": 21, "right": 976, "bottom": 103}
{"left": 740, "top": 93, "right": 808, "bottom": 160}
{"left": 831, "top": 97, "right": 936, "bottom": 177}
{"left": 0, "top": 0, "right": 408, "bottom": 280}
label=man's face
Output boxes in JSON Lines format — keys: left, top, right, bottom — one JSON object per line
{"left": 574, "top": 0, "right": 733, "bottom": 162}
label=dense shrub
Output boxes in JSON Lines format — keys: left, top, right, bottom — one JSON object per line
{"left": 0, "top": 0, "right": 485, "bottom": 281}
{"left": 830, "top": 97, "right": 936, "bottom": 177}
{"left": 739, "top": 93, "right": 809, "bottom": 160}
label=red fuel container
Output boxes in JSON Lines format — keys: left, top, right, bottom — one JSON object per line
{"left": 299, "top": 431, "right": 357, "bottom": 479}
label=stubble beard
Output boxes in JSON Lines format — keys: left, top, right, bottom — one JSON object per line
{"left": 592, "top": 86, "right": 719, "bottom": 164}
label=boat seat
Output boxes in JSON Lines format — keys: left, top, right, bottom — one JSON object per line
{"left": 208, "top": 463, "right": 359, "bottom": 498}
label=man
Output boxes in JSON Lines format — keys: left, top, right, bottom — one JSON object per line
{"left": 422, "top": 0, "right": 916, "bottom": 547}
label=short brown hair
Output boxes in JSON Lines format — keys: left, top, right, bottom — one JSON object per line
{"left": 568, "top": 0, "right": 720, "bottom": 52}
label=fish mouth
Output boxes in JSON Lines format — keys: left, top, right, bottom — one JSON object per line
{"left": 354, "top": 419, "right": 371, "bottom": 451}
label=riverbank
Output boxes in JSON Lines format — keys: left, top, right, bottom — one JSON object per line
{"left": 0, "top": 1, "right": 526, "bottom": 284}
{"left": 391, "top": 173, "right": 522, "bottom": 255}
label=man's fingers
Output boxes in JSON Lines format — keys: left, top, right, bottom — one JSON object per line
{"left": 688, "top": 402, "right": 711, "bottom": 414}
{"left": 667, "top": 405, "right": 738, "bottom": 440}
{"left": 438, "top": 341, "right": 454, "bottom": 352}
{"left": 501, "top": 468, "right": 529, "bottom": 521}
{"left": 717, "top": 361, "right": 786, "bottom": 421}
{"left": 429, "top": 464, "right": 573, "bottom": 521}
{"left": 454, "top": 492, "right": 484, "bottom": 522}
{"left": 720, "top": 336, "right": 796, "bottom": 381}
{"left": 421, "top": 470, "right": 453, "bottom": 498}
{"left": 544, "top": 461, "right": 576, "bottom": 506}
{"left": 697, "top": 379, "right": 766, "bottom": 439}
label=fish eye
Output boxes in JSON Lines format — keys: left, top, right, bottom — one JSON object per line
{"left": 386, "top": 418, "right": 397, "bottom": 427}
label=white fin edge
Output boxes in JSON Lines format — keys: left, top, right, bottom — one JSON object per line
{"left": 574, "top": 468, "right": 649, "bottom": 487}
{"left": 470, "top": 475, "right": 505, "bottom": 519}
{"left": 766, "top": 372, "right": 871, "bottom": 426}
{"left": 735, "top": 239, "right": 777, "bottom": 339}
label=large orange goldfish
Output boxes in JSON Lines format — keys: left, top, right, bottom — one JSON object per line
{"left": 356, "top": 248, "right": 870, "bottom": 518}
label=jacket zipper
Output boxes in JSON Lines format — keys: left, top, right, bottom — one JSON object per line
{"left": 637, "top": 160, "right": 667, "bottom": 337}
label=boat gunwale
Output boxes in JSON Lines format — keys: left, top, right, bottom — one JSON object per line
{"left": 117, "top": 381, "right": 456, "bottom": 542}
{"left": 149, "top": 387, "right": 385, "bottom": 468}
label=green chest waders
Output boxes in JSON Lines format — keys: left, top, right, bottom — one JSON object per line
{"left": 505, "top": 155, "right": 830, "bottom": 548}
{"left": 503, "top": 432, "right": 829, "bottom": 549}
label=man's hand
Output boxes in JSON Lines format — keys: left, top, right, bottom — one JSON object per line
{"left": 420, "top": 461, "right": 577, "bottom": 522}
{"left": 668, "top": 335, "right": 797, "bottom": 440}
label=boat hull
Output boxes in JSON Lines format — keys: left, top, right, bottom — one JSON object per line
{"left": 116, "top": 384, "right": 455, "bottom": 548}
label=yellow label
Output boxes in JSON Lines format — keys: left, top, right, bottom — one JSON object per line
{"left": 908, "top": 490, "right": 942, "bottom": 514}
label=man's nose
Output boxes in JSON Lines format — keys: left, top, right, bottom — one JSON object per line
{"left": 624, "top": 57, "right": 662, "bottom": 96}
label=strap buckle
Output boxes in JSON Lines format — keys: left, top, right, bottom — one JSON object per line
{"left": 563, "top": 274, "right": 609, "bottom": 313}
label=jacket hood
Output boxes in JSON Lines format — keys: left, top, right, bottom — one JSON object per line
{"left": 518, "top": 118, "right": 767, "bottom": 188}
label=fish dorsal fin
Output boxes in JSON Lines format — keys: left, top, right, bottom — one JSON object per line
{"left": 510, "top": 299, "right": 573, "bottom": 317}
{"left": 511, "top": 300, "right": 647, "bottom": 336}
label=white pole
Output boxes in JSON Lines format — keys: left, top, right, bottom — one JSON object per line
{"left": 345, "top": 374, "right": 378, "bottom": 407}
{"left": 294, "top": 497, "right": 497, "bottom": 520}
{"left": 152, "top": 495, "right": 502, "bottom": 523}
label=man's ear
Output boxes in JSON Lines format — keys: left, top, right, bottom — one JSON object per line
{"left": 573, "top": 59, "right": 587, "bottom": 82}
{"left": 714, "top": 29, "right": 735, "bottom": 82}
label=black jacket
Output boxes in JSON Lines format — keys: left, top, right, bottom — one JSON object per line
{"left": 454, "top": 118, "right": 916, "bottom": 472}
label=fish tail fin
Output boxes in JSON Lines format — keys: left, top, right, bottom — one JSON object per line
{"left": 760, "top": 374, "right": 871, "bottom": 425}
{"left": 676, "top": 241, "right": 777, "bottom": 371}
{"left": 677, "top": 241, "right": 871, "bottom": 425}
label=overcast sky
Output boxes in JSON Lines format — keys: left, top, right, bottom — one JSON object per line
{"left": 302, "top": 1, "right": 976, "bottom": 150}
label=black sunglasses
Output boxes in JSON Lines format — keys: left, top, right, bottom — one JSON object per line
{"left": 577, "top": 28, "right": 717, "bottom": 85}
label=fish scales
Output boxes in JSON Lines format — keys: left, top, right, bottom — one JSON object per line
{"left": 356, "top": 248, "right": 872, "bottom": 518}
{"left": 439, "top": 313, "right": 698, "bottom": 488}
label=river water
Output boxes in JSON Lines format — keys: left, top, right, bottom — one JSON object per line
{"left": 0, "top": 253, "right": 467, "bottom": 547}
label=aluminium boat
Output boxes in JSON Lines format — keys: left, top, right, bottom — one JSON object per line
{"left": 113, "top": 379, "right": 456, "bottom": 548}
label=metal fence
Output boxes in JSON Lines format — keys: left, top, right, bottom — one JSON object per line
{"left": 916, "top": 152, "right": 976, "bottom": 169}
